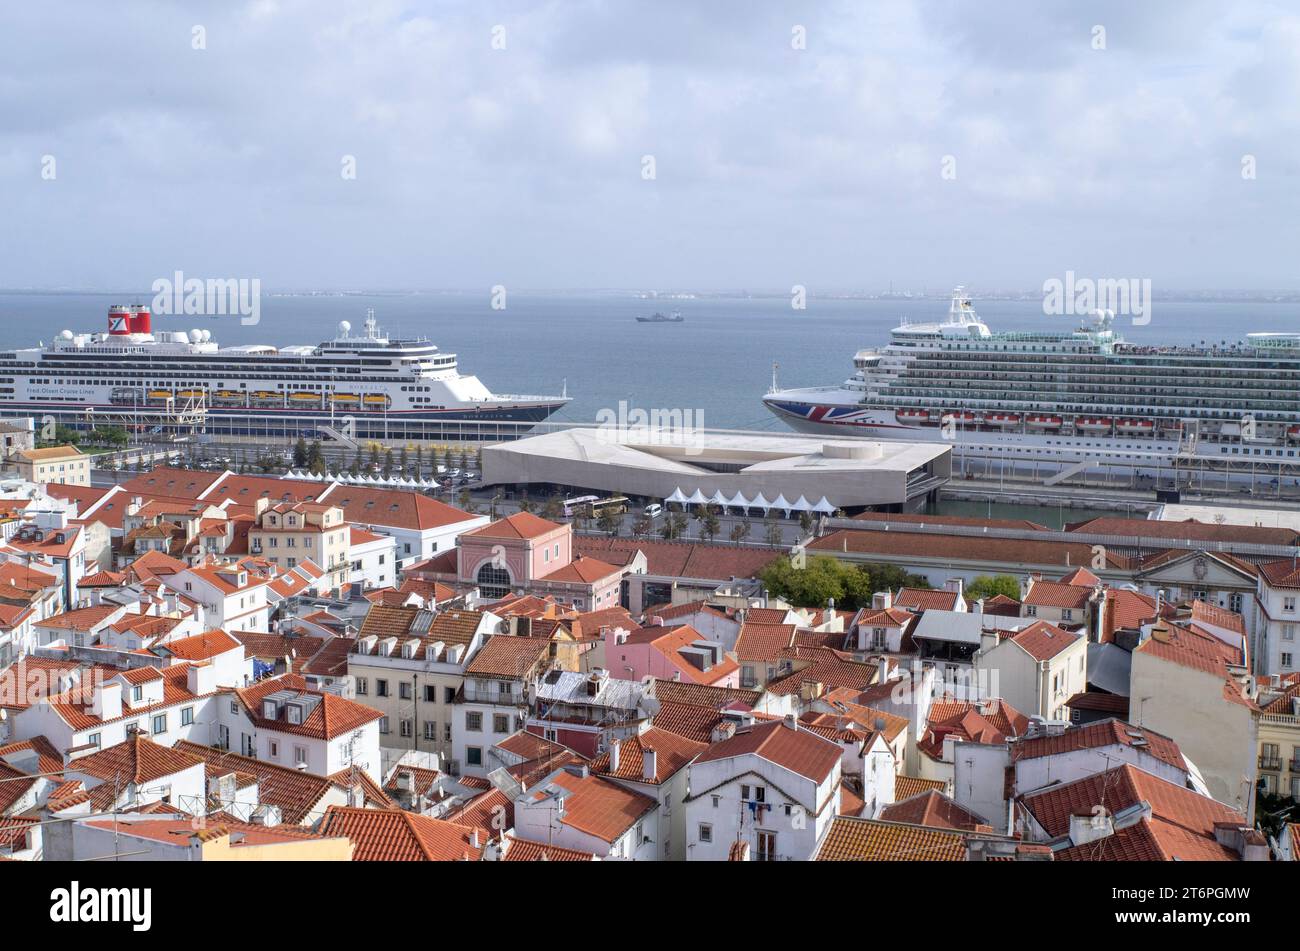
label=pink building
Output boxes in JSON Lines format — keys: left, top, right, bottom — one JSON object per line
{"left": 457, "top": 512, "right": 623, "bottom": 613}
{"left": 603, "top": 623, "right": 739, "bottom": 687}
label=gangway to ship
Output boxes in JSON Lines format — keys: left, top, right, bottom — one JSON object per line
{"left": 318, "top": 423, "right": 359, "bottom": 451}
{"left": 1043, "top": 458, "right": 1094, "bottom": 486}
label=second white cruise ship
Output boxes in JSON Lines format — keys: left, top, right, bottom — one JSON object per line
{"left": 764, "top": 289, "right": 1300, "bottom": 473}
{"left": 0, "top": 306, "right": 569, "bottom": 440}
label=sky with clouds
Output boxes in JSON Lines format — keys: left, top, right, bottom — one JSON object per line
{"left": 1, "top": 0, "right": 1297, "bottom": 291}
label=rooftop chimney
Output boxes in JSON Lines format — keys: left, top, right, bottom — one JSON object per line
{"left": 782, "top": 713, "right": 799, "bottom": 732}
{"left": 609, "top": 739, "right": 621, "bottom": 772}
{"left": 641, "top": 747, "right": 657, "bottom": 781}
{"left": 91, "top": 681, "right": 122, "bottom": 721}
{"left": 872, "top": 591, "right": 892, "bottom": 611}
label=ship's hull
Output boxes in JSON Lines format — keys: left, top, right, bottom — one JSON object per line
{"left": 6, "top": 398, "right": 565, "bottom": 440}
{"left": 763, "top": 394, "right": 1190, "bottom": 466}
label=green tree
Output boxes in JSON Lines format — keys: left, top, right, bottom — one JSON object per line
{"left": 798, "top": 511, "right": 815, "bottom": 536}
{"left": 308, "top": 441, "right": 326, "bottom": 475}
{"left": 292, "top": 436, "right": 309, "bottom": 468}
{"left": 541, "top": 495, "right": 564, "bottom": 521}
{"left": 597, "top": 506, "right": 621, "bottom": 536}
{"left": 661, "top": 512, "right": 687, "bottom": 540}
{"left": 631, "top": 516, "right": 650, "bottom": 537}
{"left": 383, "top": 449, "right": 395, "bottom": 477}
{"left": 517, "top": 494, "right": 536, "bottom": 514}
{"left": 867, "top": 563, "right": 931, "bottom": 594}
{"left": 698, "top": 505, "right": 720, "bottom": 543}
{"left": 964, "top": 574, "right": 1021, "bottom": 602}
{"left": 759, "top": 555, "right": 877, "bottom": 611}
{"left": 458, "top": 487, "right": 474, "bottom": 512}
{"left": 729, "top": 519, "right": 752, "bottom": 544}
{"left": 52, "top": 425, "right": 81, "bottom": 446}
{"left": 764, "top": 519, "right": 783, "bottom": 547}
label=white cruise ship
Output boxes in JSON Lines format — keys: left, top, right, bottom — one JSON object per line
{"left": 0, "top": 306, "right": 569, "bottom": 439}
{"left": 764, "top": 289, "right": 1300, "bottom": 473}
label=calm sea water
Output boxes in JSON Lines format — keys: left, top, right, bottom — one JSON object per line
{"left": 0, "top": 291, "right": 1297, "bottom": 430}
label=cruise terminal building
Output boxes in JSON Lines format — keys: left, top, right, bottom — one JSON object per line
{"left": 480, "top": 427, "right": 950, "bottom": 513}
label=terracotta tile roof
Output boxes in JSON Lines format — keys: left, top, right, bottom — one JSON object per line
{"left": 35, "top": 604, "right": 121, "bottom": 631}
{"left": 570, "top": 606, "right": 637, "bottom": 639}
{"left": 234, "top": 674, "right": 382, "bottom": 740}
{"left": 1259, "top": 558, "right": 1300, "bottom": 589}
{"left": 233, "top": 632, "right": 326, "bottom": 672}
{"left": 651, "top": 700, "right": 734, "bottom": 744}
{"left": 802, "top": 702, "right": 909, "bottom": 743}
{"left": 1135, "top": 622, "right": 1246, "bottom": 677}
{"left": 427, "top": 609, "right": 490, "bottom": 647}
{"left": 447, "top": 788, "right": 513, "bottom": 837}
{"left": 765, "top": 646, "right": 878, "bottom": 697}
{"left": 590, "top": 727, "right": 707, "bottom": 784}
{"left": 502, "top": 835, "right": 596, "bottom": 861}
{"left": 650, "top": 679, "right": 759, "bottom": 710}
{"left": 463, "top": 635, "right": 549, "bottom": 679}
{"left": 1058, "top": 567, "right": 1101, "bottom": 586}
{"left": 879, "top": 790, "right": 989, "bottom": 831}
{"left": 0, "top": 759, "right": 39, "bottom": 813}
{"left": 174, "top": 741, "right": 351, "bottom": 824}
{"left": 1066, "top": 515, "right": 1299, "bottom": 546}
{"left": 895, "top": 588, "right": 958, "bottom": 612}
{"left": 318, "top": 805, "right": 481, "bottom": 860}
{"left": 1065, "top": 691, "right": 1131, "bottom": 716}
{"left": 398, "top": 576, "right": 457, "bottom": 605}
{"left": 70, "top": 735, "right": 204, "bottom": 786}
{"left": 574, "top": 536, "right": 780, "bottom": 581}
{"left": 1006, "top": 620, "right": 1081, "bottom": 662}
{"left": 531, "top": 768, "right": 656, "bottom": 844}
{"left": 693, "top": 718, "right": 842, "bottom": 783}
{"left": 0, "top": 735, "right": 64, "bottom": 776}
{"left": 299, "top": 637, "right": 357, "bottom": 678}
{"left": 810, "top": 529, "right": 1130, "bottom": 571}
{"left": 541, "top": 555, "right": 622, "bottom": 585}
{"left": 1011, "top": 719, "right": 1185, "bottom": 771}
{"left": 464, "top": 511, "right": 561, "bottom": 541}
{"left": 358, "top": 604, "right": 426, "bottom": 640}
{"left": 495, "top": 730, "right": 569, "bottom": 762}
{"left": 816, "top": 816, "right": 969, "bottom": 861}
{"left": 154, "top": 628, "right": 242, "bottom": 661}
{"left": 894, "top": 775, "right": 947, "bottom": 800}
{"left": 1024, "top": 580, "right": 1093, "bottom": 610}
{"left": 0, "top": 657, "right": 88, "bottom": 710}
{"left": 1187, "top": 600, "right": 1246, "bottom": 635}
{"left": 119, "top": 467, "right": 228, "bottom": 499}
{"left": 1020, "top": 764, "right": 1245, "bottom": 861}
{"left": 734, "top": 622, "right": 797, "bottom": 661}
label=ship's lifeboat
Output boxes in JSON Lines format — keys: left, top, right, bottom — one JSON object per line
{"left": 110, "top": 387, "right": 143, "bottom": 405}
{"left": 146, "top": 389, "right": 173, "bottom": 404}
{"left": 330, "top": 393, "right": 361, "bottom": 404}
{"left": 177, "top": 389, "right": 205, "bottom": 400}
{"left": 363, "top": 394, "right": 392, "bottom": 408}
{"left": 1076, "top": 416, "right": 1113, "bottom": 432}
{"left": 1026, "top": 414, "right": 1063, "bottom": 430}
{"left": 1116, "top": 418, "right": 1155, "bottom": 433}
{"left": 251, "top": 391, "right": 282, "bottom": 407}
{"left": 289, "top": 392, "right": 321, "bottom": 404}
{"left": 213, "top": 391, "right": 245, "bottom": 407}
{"left": 942, "top": 410, "right": 981, "bottom": 424}
{"left": 987, "top": 413, "right": 1021, "bottom": 427}
{"left": 896, "top": 408, "right": 932, "bottom": 424}
{"left": 1287, "top": 425, "right": 1300, "bottom": 441}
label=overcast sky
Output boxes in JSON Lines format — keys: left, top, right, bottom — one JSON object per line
{"left": 1, "top": 0, "right": 1297, "bottom": 292}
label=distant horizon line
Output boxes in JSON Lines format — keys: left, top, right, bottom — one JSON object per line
{"left": 4, "top": 286, "right": 1300, "bottom": 301}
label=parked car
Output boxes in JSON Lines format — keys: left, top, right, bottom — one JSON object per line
{"left": 643, "top": 503, "right": 663, "bottom": 519}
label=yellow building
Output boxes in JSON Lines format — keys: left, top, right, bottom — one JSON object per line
{"left": 250, "top": 501, "right": 350, "bottom": 591}
{"left": 14, "top": 445, "right": 91, "bottom": 487}
{"left": 1257, "top": 678, "right": 1300, "bottom": 802}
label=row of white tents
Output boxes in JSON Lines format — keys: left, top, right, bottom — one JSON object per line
{"left": 285, "top": 469, "right": 443, "bottom": 489}
{"left": 663, "top": 487, "right": 837, "bottom": 515}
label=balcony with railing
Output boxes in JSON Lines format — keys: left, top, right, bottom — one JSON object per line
{"left": 1259, "top": 754, "right": 1283, "bottom": 771}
